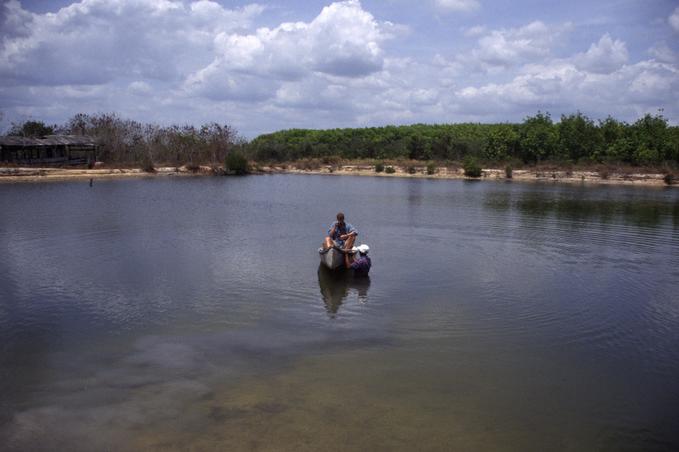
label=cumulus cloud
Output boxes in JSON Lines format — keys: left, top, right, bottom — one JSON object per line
{"left": 0, "top": 2, "right": 678, "bottom": 136}
{"left": 0, "top": 0, "right": 265, "bottom": 86}
{"left": 573, "top": 34, "right": 628, "bottom": 74}
{"left": 465, "top": 21, "right": 567, "bottom": 69}
{"left": 435, "top": 0, "right": 480, "bottom": 12}
{"left": 184, "top": 0, "right": 393, "bottom": 101}
{"left": 649, "top": 43, "right": 678, "bottom": 64}
{"left": 450, "top": 55, "right": 678, "bottom": 121}
{"left": 670, "top": 7, "right": 679, "bottom": 32}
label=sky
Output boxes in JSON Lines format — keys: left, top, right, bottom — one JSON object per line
{"left": 1, "top": 0, "right": 678, "bottom": 138}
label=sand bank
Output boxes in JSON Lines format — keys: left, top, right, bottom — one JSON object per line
{"left": 260, "top": 164, "right": 674, "bottom": 187}
{"left": 0, "top": 164, "right": 674, "bottom": 187}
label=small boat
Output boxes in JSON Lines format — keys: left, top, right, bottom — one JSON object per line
{"left": 318, "top": 246, "right": 354, "bottom": 270}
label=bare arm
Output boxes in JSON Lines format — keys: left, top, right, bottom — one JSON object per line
{"left": 344, "top": 252, "right": 354, "bottom": 269}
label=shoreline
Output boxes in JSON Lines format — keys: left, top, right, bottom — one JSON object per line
{"left": 261, "top": 164, "right": 675, "bottom": 188}
{"left": 0, "top": 165, "right": 221, "bottom": 183}
{"left": 0, "top": 164, "right": 674, "bottom": 187}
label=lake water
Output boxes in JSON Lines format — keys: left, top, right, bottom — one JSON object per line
{"left": 1, "top": 174, "right": 678, "bottom": 451}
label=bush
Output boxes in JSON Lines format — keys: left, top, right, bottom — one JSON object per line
{"left": 375, "top": 162, "right": 385, "bottom": 173}
{"left": 463, "top": 156, "right": 482, "bottom": 178}
{"left": 385, "top": 166, "right": 396, "bottom": 174}
{"left": 406, "top": 165, "right": 417, "bottom": 174}
{"left": 321, "top": 155, "right": 341, "bottom": 165}
{"left": 298, "top": 159, "right": 320, "bottom": 171}
{"left": 663, "top": 173, "right": 674, "bottom": 185}
{"left": 426, "top": 162, "right": 437, "bottom": 175}
{"left": 505, "top": 165, "right": 512, "bottom": 179}
{"left": 141, "top": 157, "right": 155, "bottom": 173}
{"left": 225, "top": 151, "right": 249, "bottom": 175}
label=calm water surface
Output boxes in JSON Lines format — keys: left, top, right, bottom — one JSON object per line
{"left": 1, "top": 175, "right": 678, "bottom": 451}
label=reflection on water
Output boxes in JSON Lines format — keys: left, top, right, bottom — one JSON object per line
{"left": 1, "top": 176, "right": 679, "bottom": 451}
{"left": 484, "top": 185, "right": 679, "bottom": 228}
{"left": 317, "top": 265, "right": 371, "bottom": 315}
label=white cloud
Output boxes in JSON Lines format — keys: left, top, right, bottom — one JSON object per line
{"left": 435, "top": 0, "right": 480, "bottom": 12}
{"left": 649, "top": 43, "right": 677, "bottom": 64}
{"left": 184, "top": 0, "right": 393, "bottom": 101}
{"left": 449, "top": 58, "right": 678, "bottom": 121}
{"left": 669, "top": 7, "right": 679, "bottom": 32}
{"left": 0, "top": 0, "right": 264, "bottom": 86}
{"left": 1, "top": 3, "right": 678, "bottom": 136}
{"left": 465, "top": 21, "right": 567, "bottom": 69}
{"left": 463, "top": 25, "right": 487, "bottom": 37}
{"left": 573, "top": 34, "right": 628, "bottom": 74}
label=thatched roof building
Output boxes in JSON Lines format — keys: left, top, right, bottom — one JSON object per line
{"left": 0, "top": 135, "right": 97, "bottom": 165}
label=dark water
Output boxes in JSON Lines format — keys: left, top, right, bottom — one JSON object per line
{"left": 1, "top": 175, "right": 678, "bottom": 451}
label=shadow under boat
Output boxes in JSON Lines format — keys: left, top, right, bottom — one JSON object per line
{"left": 317, "top": 264, "right": 371, "bottom": 315}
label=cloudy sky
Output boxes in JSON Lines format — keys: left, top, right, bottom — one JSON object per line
{"left": 1, "top": 0, "right": 678, "bottom": 137}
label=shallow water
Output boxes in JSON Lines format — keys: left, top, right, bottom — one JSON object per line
{"left": 1, "top": 175, "right": 678, "bottom": 451}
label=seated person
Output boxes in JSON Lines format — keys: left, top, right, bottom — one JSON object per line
{"left": 323, "top": 212, "right": 357, "bottom": 251}
{"left": 345, "top": 244, "right": 371, "bottom": 275}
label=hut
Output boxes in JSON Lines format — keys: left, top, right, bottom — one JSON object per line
{"left": 0, "top": 135, "right": 98, "bottom": 165}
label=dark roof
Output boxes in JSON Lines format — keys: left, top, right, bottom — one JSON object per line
{"left": 0, "top": 135, "right": 97, "bottom": 147}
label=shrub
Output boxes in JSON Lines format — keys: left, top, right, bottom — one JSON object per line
{"left": 321, "top": 155, "right": 341, "bottom": 165}
{"left": 225, "top": 151, "right": 249, "bottom": 175}
{"left": 375, "top": 162, "right": 385, "bottom": 173}
{"left": 406, "top": 165, "right": 417, "bottom": 174}
{"left": 141, "top": 157, "right": 155, "bottom": 173}
{"left": 426, "top": 162, "right": 437, "bottom": 175}
{"left": 505, "top": 165, "right": 512, "bottom": 179}
{"left": 298, "top": 159, "right": 320, "bottom": 171}
{"left": 663, "top": 173, "right": 674, "bottom": 185}
{"left": 385, "top": 166, "right": 396, "bottom": 174}
{"left": 463, "top": 156, "right": 482, "bottom": 178}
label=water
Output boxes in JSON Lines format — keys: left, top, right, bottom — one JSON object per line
{"left": 1, "top": 175, "right": 678, "bottom": 451}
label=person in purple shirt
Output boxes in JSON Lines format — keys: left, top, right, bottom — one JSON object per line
{"left": 346, "top": 244, "right": 371, "bottom": 275}
{"left": 323, "top": 212, "right": 357, "bottom": 251}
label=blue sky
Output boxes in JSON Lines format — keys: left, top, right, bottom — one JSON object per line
{"left": 1, "top": 0, "right": 678, "bottom": 137}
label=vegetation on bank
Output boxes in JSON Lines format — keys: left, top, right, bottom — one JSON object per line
{"left": 5, "top": 113, "right": 245, "bottom": 169}
{"left": 248, "top": 112, "right": 679, "bottom": 168}
{"left": 4, "top": 112, "right": 678, "bottom": 181}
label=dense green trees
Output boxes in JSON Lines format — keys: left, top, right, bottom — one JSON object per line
{"left": 4, "top": 111, "right": 678, "bottom": 167}
{"left": 247, "top": 112, "right": 679, "bottom": 167}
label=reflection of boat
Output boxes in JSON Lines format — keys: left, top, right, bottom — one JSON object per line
{"left": 317, "top": 264, "right": 371, "bottom": 315}
{"left": 318, "top": 246, "right": 354, "bottom": 270}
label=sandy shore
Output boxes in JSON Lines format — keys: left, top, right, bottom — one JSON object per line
{"left": 0, "top": 165, "right": 221, "bottom": 183}
{"left": 0, "top": 164, "right": 674, "bottom": 187}
{"left": 261, "top": 164, "right": 674, "bottom": 187}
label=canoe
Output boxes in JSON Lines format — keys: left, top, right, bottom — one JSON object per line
{"left": 318, "top": 247, "right": 353, "bottom": 270}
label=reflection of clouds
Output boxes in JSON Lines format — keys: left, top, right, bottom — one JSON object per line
{"left": 7, "top": 379, "right": 211, "bottom": 452}
{"left": 2, "top": 322, "right": 390, "bottom": 451}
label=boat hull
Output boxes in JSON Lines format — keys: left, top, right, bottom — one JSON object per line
{"left": 318, "top": 247, "right": 348, "bottom": 270}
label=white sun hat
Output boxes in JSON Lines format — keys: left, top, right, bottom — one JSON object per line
{"left": 357, "top": 244, "right": 370, "bottom": 254}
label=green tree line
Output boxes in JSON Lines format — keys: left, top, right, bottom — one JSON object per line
{"left": 248, "top": 112, "right": 679, "bottom": 166}
{"left": 5, "top": 111, "right": 678, "bottom": 167}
